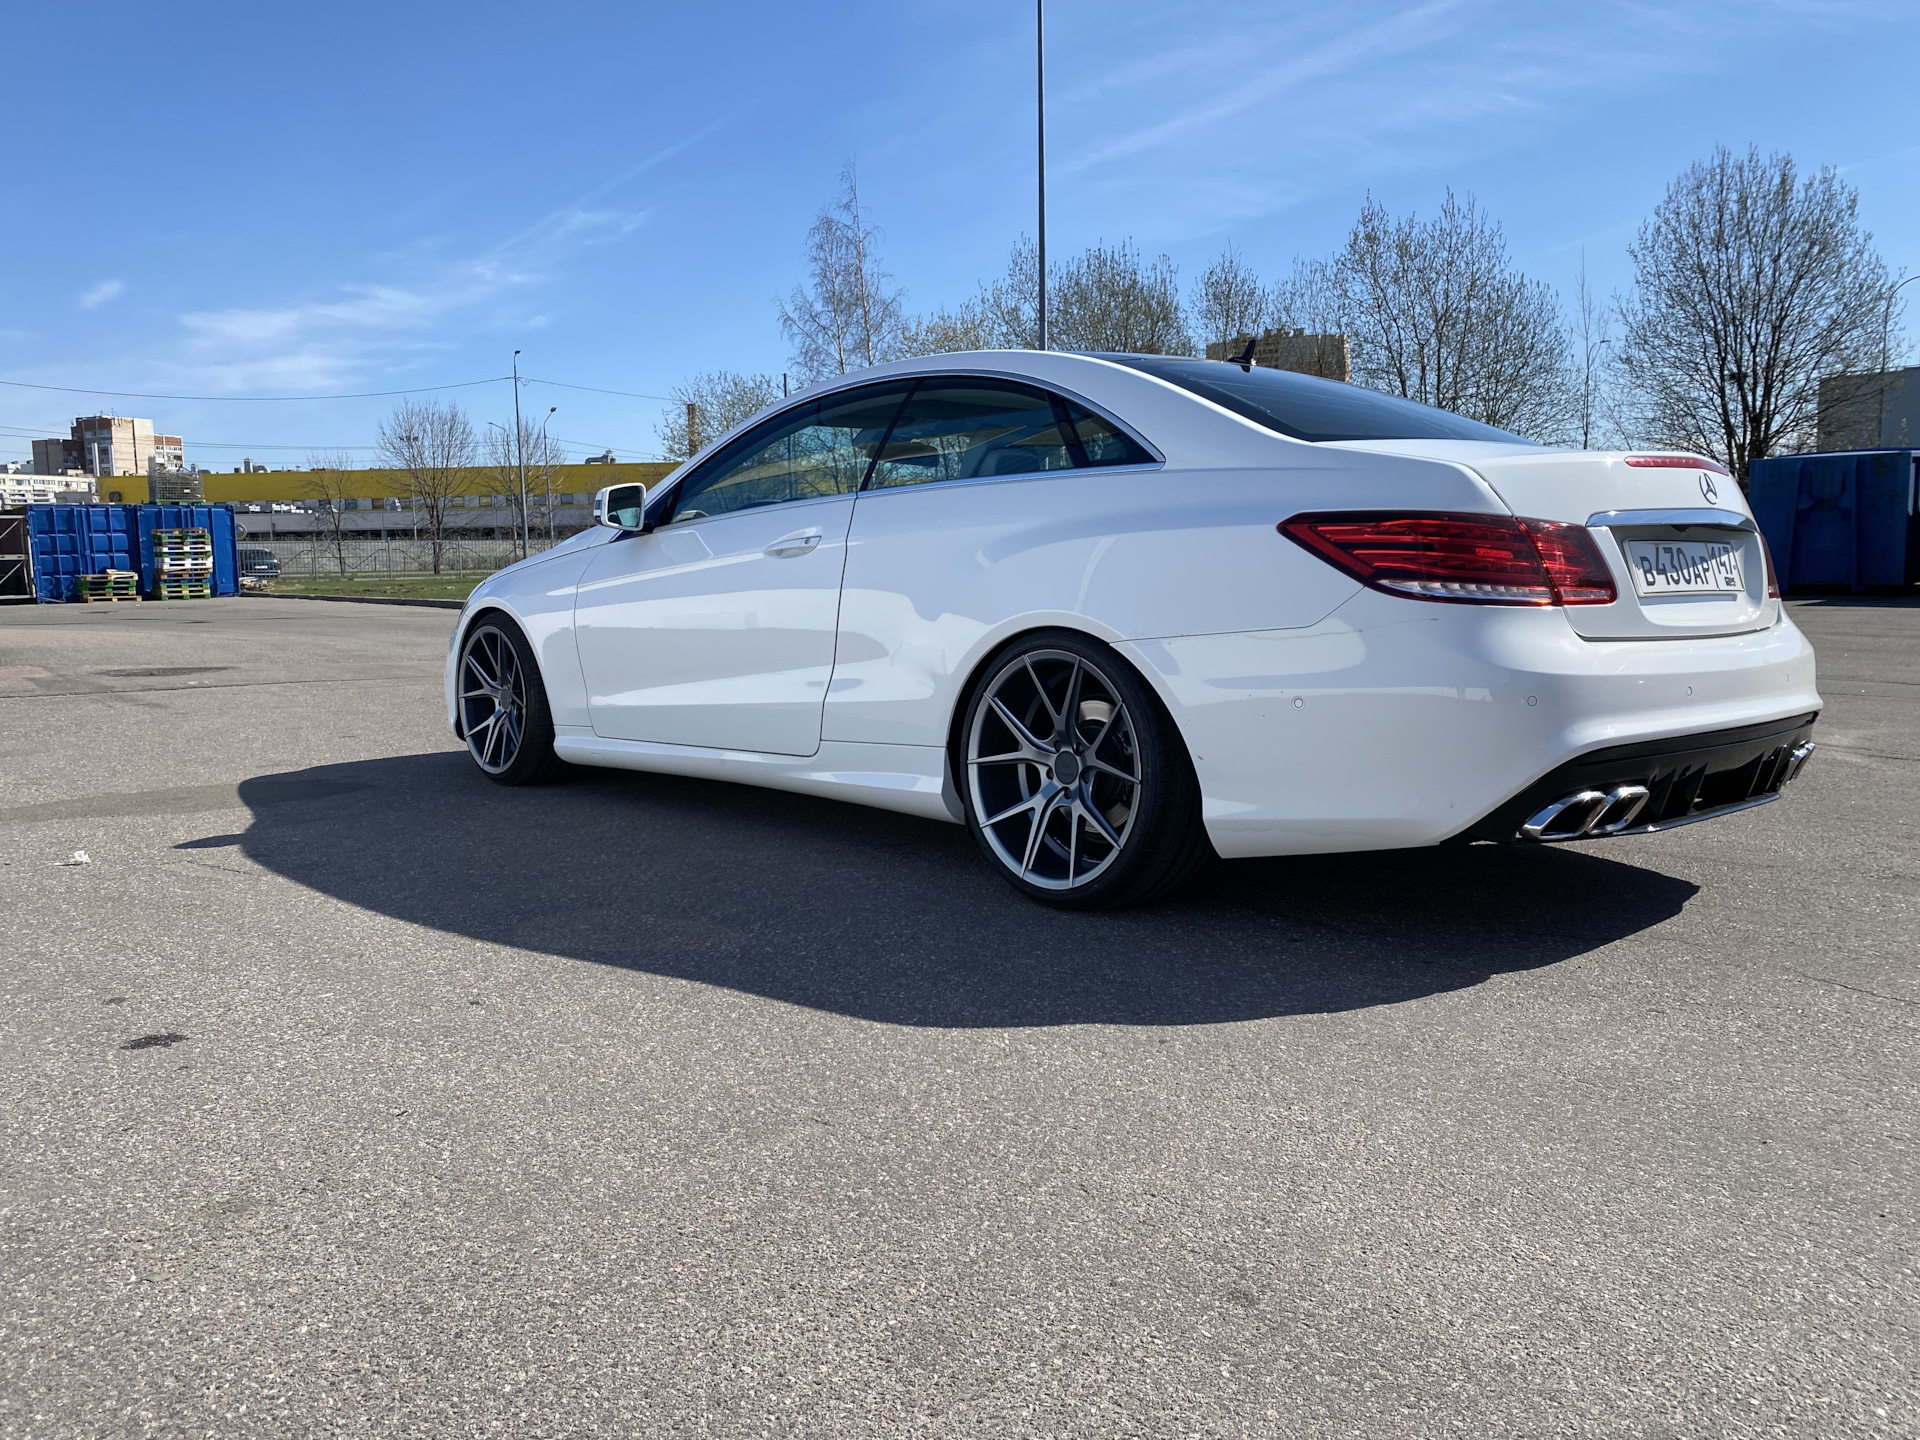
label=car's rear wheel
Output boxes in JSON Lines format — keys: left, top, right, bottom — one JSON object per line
{"left": 960, "top": 631, "right": 1210, "bottom": 909}
{"left": 458, "top": 616, "right": 564, "bottom": 785}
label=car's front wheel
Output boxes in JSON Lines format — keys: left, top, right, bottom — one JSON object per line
{"left": 457, "top": 615, "right": 564, "bottom": 785}
{"left": 959, "top": 631, "right": 1210, "bottom": 909}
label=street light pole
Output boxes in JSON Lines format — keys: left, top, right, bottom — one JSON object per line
{"left": 537, "top": 406, "right": 557, "bottom": 548}
{"left": 1036, "top": 0, "right": 1048, "bottom": 352}
{"left": 511, "top": 349, "right": 529, "bottom": 558}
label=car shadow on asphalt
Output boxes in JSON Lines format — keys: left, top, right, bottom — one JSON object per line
{"left": 233, "top": 752, "right": 1697, "bottom": 1027}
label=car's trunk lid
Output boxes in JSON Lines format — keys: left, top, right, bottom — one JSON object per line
{"left": 1325, "top": 441, "right": 1776, "bottom": 639}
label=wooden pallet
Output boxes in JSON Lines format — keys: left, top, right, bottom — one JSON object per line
{"left": 152, "top": 580, "right": 213, "bottom": 601}
{"left": 76, "top": 570, "right": 142, "bottom": 603}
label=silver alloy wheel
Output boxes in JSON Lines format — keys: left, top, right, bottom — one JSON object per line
{"left": 966, "top": 648, "right": 1142, "bottom": 891}
{"left": 459, "top": 625, "right": 528, "bottom": 775}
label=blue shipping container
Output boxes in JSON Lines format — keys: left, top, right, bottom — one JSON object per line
{"left": 27, "top": 505, "right": 137, "bottom": 602}
{"left": 28, "top": 503, "right": 239, "bottom": 601}
{"left": 135, "top": 504, "right": 239, "bottom": 598}
{"left": 1749, "top": 450, "right": 1916, "bottom": 592}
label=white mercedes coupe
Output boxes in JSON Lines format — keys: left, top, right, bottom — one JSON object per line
{"left": 447, "top": 351, "right": 1820, "bottom": 908}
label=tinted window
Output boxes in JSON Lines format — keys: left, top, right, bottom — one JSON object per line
{"left": 1061, "top": 398, "right": 1156, "bottom": 467}
{"left": 667, "top": 383, "right": 910, "bottom": 522}
{"left": 1099, "top": 355, "right": 1535, "bottom": 445}
{"left": 863, "top": 379, "right": 1157, "bottom": 491}
{"left": 867, "top": 381, "right": 1078, "bottom": 489}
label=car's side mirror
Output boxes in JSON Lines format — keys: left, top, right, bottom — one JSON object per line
{"left": 593, "top": 483, "right": 648, "bottom": 531}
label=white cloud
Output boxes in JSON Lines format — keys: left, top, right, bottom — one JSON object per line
{"left": 1023, "top": 0, "right": 1897, "bottom": 247}
{"left": 154, "top": 127, "right": 706, "bottom": 395}
{"left": 79, "top": 279, "right": 124, "bottom": 309}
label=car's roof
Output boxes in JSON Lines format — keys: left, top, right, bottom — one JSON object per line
{"left": 672, "top": 350, "right": 1536, "bottom": 482}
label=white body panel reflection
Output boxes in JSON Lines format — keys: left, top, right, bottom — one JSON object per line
{"left": 573, "top": 495, "right": 854, "bottom": 755}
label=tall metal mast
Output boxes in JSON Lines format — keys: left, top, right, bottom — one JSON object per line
{"left": 1036, "top": 0, "right": 1048, "bottom": 352}
{"left": 511, "top": 350, "right": 529, "bottom": 557}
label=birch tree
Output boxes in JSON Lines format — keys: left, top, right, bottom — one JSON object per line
{"left": 778, "top": 165, "right": 905, "bottom": 378}
{"left": 1191, "top": 243, "right": 1275, "bottom": 353}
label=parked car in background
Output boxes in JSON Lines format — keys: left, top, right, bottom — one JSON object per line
{"left": 445, "top": 350, "right": 1821, "bottom": 909}
{"left": 236, "top": 546, "right": 281, "bottom": 580}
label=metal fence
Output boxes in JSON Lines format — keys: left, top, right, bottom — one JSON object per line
{"left": 246, "top": 538, "right": 562, "bottom": 577}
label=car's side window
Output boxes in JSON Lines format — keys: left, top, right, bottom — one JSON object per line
{"left": 1060, "top": 398, "right": 1157, "bottom": 469}
{"left": 866, "top": 381, "right": 1081, "bottom": 490}
{"left": 864, "top": 380, "right": 1156, "bottom": 491}
{"left": 666, "top": 383, "right": 911, "bottom": 524}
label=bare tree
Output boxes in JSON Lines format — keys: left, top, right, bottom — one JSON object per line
{"left": 978, "top": 237, "right": 1043, "bottom": 350}
{"left": 893, "top": 299, "right": 999, "bottom": 359}
{"left": 778, "top": 164, "right": 905, "bottom": 378}
{"left": 1269, "top": 255, "right": 1344, "bottom": 336}
{"left": 478, "top": 424, "right": 530, "bottom": 548}
{"left": 1191, "top": 242, "right": 1274, "bottom": 354}
{"left": 1322, "top": 192, "right": 1573, "bottom": 440}
{"left": 948, "top": 236, "right": 1190, "bottom": 354}
{"left": 300, "top": 450, "right": 358, "bottom": 576}
{"left": 377, "top": 398, "right": 474, "bottom": 575}
{"left": 1052, "top": 240, "right": 1191, "bottom": 355}
{"left": 1571, "top": 253, "right": 1614, "bottom": 449}
{"left": 657, "top": 372, "right": 784, "bottom": 459}
{"left": 1615, "top": 146, "right": 1892, "bottom": 480}
{"left": 522, "top": 424, "right": 568, "bottom": 548}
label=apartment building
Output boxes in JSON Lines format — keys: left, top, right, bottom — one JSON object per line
{"left": 32, "top": 416, "right": 184, "bottom": 477}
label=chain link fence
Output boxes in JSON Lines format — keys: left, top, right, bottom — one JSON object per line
{"left": 245, "top": 538, "right": 564, "bottom": 578}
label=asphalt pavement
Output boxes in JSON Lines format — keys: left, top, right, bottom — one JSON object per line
{"left": 1, "top": 595, "right": 1914, "bottom": 1439}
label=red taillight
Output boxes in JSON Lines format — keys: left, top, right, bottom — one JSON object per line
{"left": 1279, "top": 512, "right": 1618, "bottom": 607}
{"left": 1624, "top": 453, "right": 1731, "bottom": 476}
{"left": 1519, "top": 518, "right": 1617, "bottom": 604}
{"left": 1759, "top": 530, "right": 1781, "bottom": 599}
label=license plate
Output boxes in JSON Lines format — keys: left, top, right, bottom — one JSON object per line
{"left": 1624, "top": 538, "right": 1743, "bottom": 596}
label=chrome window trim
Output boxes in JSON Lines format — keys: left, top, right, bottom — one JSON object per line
{"left": 653, "top": 489, "right": 853, "bottom": 533}
{"left": 846, "top": 458, "right": 1169, "bottom": 501}
{"left": 1585, "top": 508, "right": 1757, "bottom": 532}
{"left": 645, "top": 368, "right": 1165, "bottom": 526}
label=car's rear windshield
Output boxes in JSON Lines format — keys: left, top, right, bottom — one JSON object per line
{"left": 1096, "top": 354, "right": 1535, "bottom": 445}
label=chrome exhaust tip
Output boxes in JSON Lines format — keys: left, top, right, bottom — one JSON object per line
{"left": 1520, "top": 784, "right": 1651, "bottom": 842}
{"left": 1781, "top": 740, "right": 1816, "bottom": 784}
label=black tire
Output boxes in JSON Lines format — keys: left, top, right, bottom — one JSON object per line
{"left": 456, "top": 614, "right": 566, "bottom": 786}
{"left": 956, "top": 629, "right": 1211, "bottom": 910}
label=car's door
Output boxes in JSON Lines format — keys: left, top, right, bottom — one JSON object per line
{"left": 826, "top": 378, "right": 1160, "bottom": 746}
{"left": 574, "top": 382, "right": 911, "bottom": 755}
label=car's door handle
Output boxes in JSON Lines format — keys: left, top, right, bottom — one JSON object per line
{"left": 764, "top": 528, "right": 824, "bottom": 558}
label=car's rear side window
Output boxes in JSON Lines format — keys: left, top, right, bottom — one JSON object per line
{"left": 1099, "top": 354, "right": 1534, "bottom": 445}
{"left": 864, "top": 379, "right": 1156, "bottom": 492}
{"left": 1060, "top": 398, "right": 1156, "bottom": 468}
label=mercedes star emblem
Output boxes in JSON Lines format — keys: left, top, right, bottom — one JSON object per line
{"left": 1699, "top": 472, "right": 1719, "bottom": 504}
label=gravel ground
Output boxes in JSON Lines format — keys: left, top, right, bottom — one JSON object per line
{"left": 0, "top": 595, "right": 1913, "bottom": 1439}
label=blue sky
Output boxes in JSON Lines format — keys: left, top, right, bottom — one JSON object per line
{"left": 3, "top": 0, "right": 1916, "bottom": 470}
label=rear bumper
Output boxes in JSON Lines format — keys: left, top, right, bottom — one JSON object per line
{"left": 1119, "top": 590, "right": 1820, "bottom": 859}
{"left": 1468, "top": 712, "right": 1818, "bottom": 842}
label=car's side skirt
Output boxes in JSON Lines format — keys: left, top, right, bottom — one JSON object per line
{"left": 551, "top": 729, "right": 962, "bottom": 824}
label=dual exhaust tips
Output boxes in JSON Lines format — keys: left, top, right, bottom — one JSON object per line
{"left": 1521, "top": 784, "right": 1653, "bottom": 842}
{"left": 1518, "top": 741, "right": 1817, "bottom": 842}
